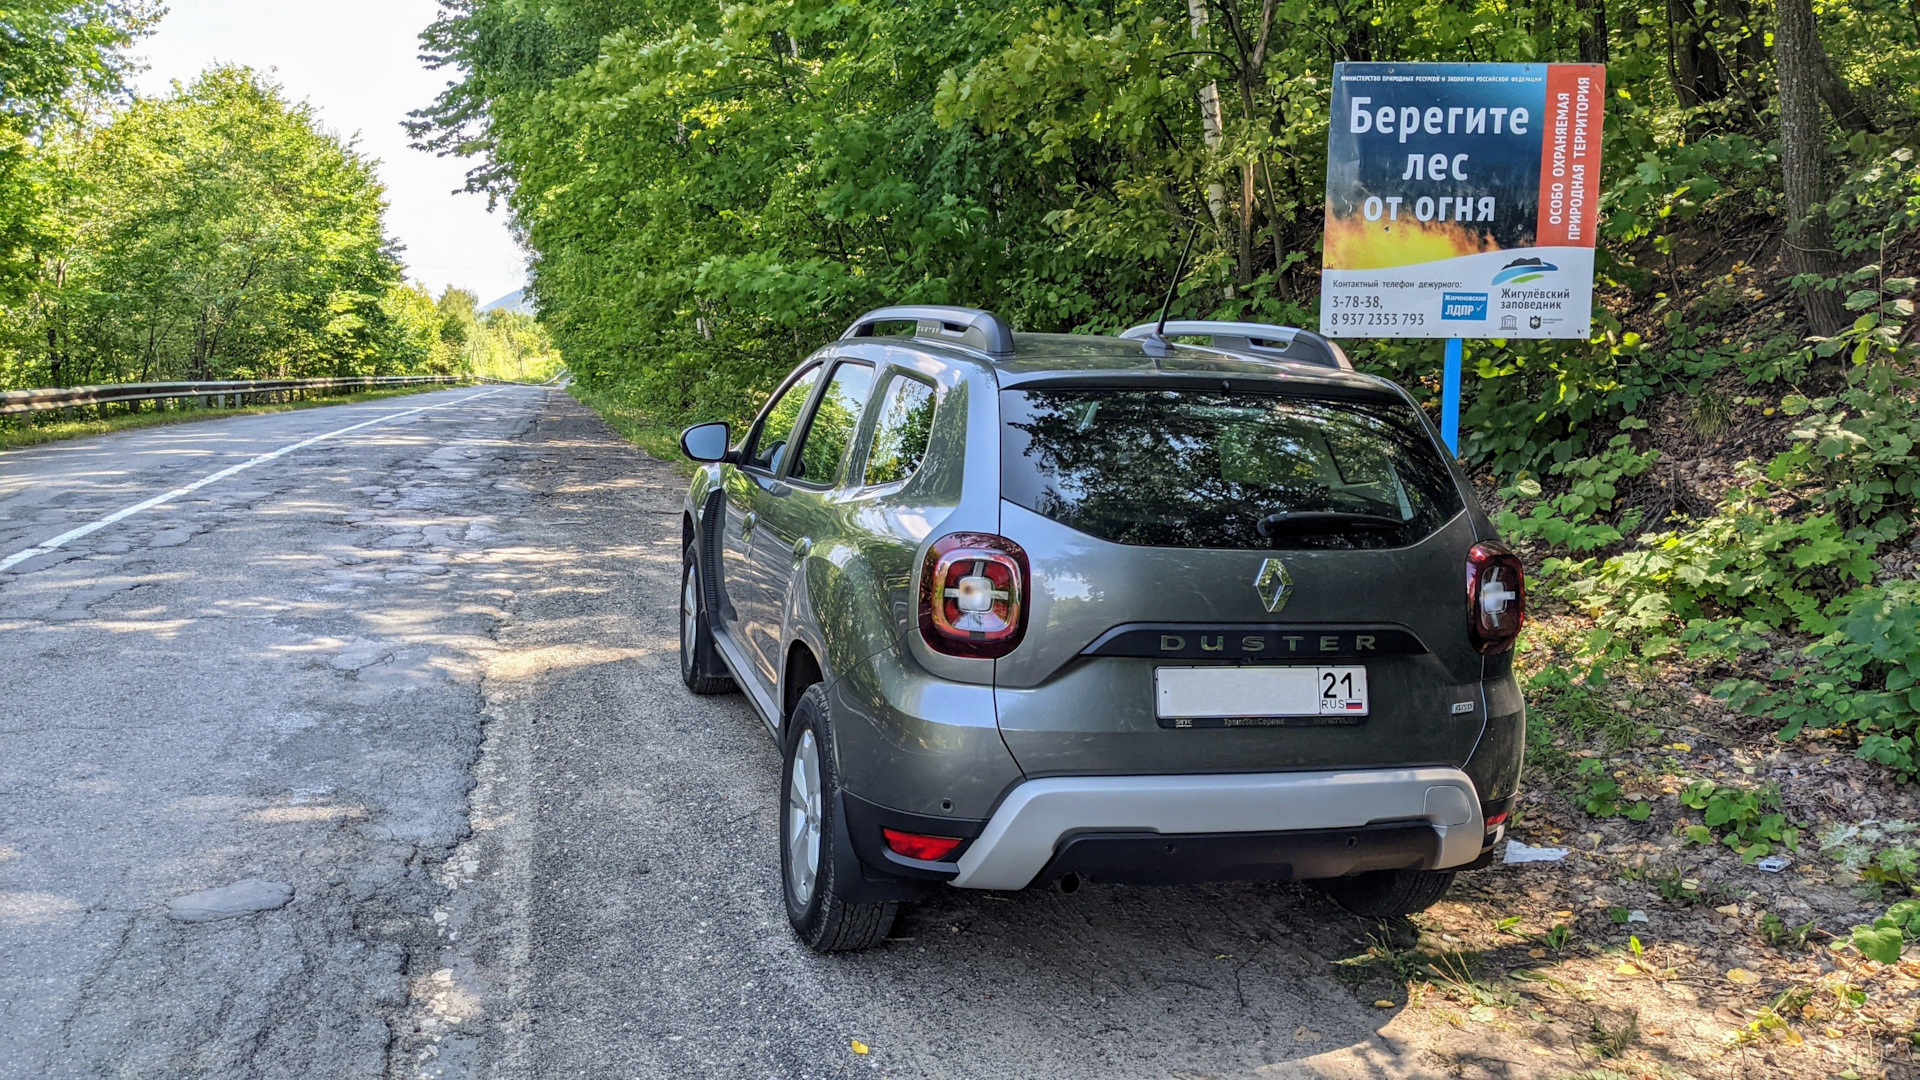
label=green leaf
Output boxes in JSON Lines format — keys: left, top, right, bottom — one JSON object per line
{"left": 1853, "top": 924, "right": 1904, "bottom": 965}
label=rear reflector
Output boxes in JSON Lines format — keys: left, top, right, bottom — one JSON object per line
{"left": 882, "top": 828, "right": 963, "bottom": 862}
{"left": 1484, "top": 811, "right": 1509, "bottom": 827}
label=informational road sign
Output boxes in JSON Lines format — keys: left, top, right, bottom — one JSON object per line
{"left": 1319, "top": 62, "right": 1605, "bottom": 340}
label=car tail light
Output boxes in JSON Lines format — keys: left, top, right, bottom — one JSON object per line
{"left": 1466, "top": 542, "right": 1526, "bottom": 654}
{"left": 919, "top": 533, "right": 1028, "bottom": 658}
{"left": 882, "top": 828, "right": 963, "bottom": 861}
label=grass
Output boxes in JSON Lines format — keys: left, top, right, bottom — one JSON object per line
{"left": 1587, "top": 1009, "right": 1641, "bottom": 1058}
{"left": 0, "top": 383, "right": 462, "bottom": 452}
{"left": 567, "top": 383, "right": 697, "bottom": 471}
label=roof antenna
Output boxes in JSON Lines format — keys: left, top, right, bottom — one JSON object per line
{"left": 1145, "top": 226, "right": 1199, "bottom": 357}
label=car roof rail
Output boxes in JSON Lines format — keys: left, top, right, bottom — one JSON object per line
{"left": 1118, "top": 320, "right": 1353, "bottom": 371}
{"left": 841, "top": 306, "right": 1015, "bottom": 358}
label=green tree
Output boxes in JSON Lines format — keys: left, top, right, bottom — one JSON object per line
{"left": 8, "top": 67, "right": 412, "bottom": 386}
{"left": 0, "top": 0, "right": 147, "bottom": 300}
{"left": 413, "top": 0, "right": 1915, "bottom": 440}
{"left": 435, "top": 286, "right": 481, "bottom": 353}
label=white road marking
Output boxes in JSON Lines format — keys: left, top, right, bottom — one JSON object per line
{"left": 0, "top": 388, "right": 518, "bottom": 573}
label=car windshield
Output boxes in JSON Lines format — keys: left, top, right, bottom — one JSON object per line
{"left": 1000, "top": 388, "right": 1463, "bottom": 550}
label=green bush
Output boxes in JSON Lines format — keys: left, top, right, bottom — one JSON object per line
{"left": 1849, "top": 899, "right": 1920, "bottom": 965}
{"left": 1717, "top": 583, "right": 1920, "bottom": 779}
{"left": 1497, "top": 427, "right": 1659, "bottom": 555}
{"left": 1678, "top": 780, "right": 1799, "bottom": 863}
{"left": 1571, "top": 758, "right": 1652, "bottom": 821}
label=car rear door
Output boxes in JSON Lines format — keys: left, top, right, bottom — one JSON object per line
{"left": 748, "top": 360, "right": 876, "bottom": 685}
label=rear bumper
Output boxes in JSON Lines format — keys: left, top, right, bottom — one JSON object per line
{"left": 950, "top": 767, "right": 1483, "bottom": 890}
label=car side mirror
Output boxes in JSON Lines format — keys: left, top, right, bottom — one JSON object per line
{"left": 680, "top": 422, "right": 733, "bottom": 463}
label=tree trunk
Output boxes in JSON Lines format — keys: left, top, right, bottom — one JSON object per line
{"left": 1815, "top": 50, "right": 1878, "bottom": 134}
{"left": 47, "top": 324, "right": 63, "bottom": 387}
{"left": 1238, "top": 162, "right": 1256, "bottom": 287}
{"left": 1667, "top": 0, "right": 1728, "bottom": 108}
{"left": 1578, "top": 0, "right": 1610, "bottom": 64}
{"left": 192, "top": 310, "right": 213, "bottom": 381}
{"left": 1775, "top": 0, "right": 1849, "bottom": 336}
{"left": 1726, "top": 0, "right": 1766, "bottom": 72}
{"left": 1187, "top": 0, "right": 1233, "bottom": 296}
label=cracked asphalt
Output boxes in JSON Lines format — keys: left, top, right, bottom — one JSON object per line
{"left": 1, "top": 387, "right": 1441, "bottom": 1079}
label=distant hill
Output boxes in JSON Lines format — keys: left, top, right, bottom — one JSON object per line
{"left": 481, "top": 289, "right": 530, "bottom": 314}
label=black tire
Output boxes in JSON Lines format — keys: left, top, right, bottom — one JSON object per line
{"left": 680, "top": 554, "right": 735, "bottom": 695}
{"left": 781, "top": 684, "right": 896, "bottom": 952}
{"left": 1313, "top": 868, "right": 1456, "bottom": 919}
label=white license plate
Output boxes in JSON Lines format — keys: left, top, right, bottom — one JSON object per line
{"left": 1155, "top": 666, "right": 1370, "bottom": 720}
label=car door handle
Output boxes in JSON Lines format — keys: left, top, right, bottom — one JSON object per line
{"left": 792, "top": 537, "right": 812, "bottom": 561}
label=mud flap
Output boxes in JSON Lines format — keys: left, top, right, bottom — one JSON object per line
{"left": 829, "top": 790, "right": 937, "bottom": 904}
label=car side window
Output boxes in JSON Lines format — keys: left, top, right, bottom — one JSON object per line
{"left": 743, "top": 366, "right": 822, "bottom": 474}
{"left": 790, "top": 362, "right": 875, "bottom": 486}
{"left": 863, "top": 375, "right": 937, "bottom": 486}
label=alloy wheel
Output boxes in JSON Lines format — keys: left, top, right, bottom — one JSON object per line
{"left": 786, "top": 729, "right": 823, "bottom": 906}
{"left": 681, "top": 564, "right": 699, "bottom": 670}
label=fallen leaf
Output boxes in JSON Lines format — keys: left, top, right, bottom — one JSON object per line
{"left": 1726, "top": 968, "right": 1759, "bottom": 984}
{"left": 1616, "top": 963, "right": 1640, "bottom": 975}
{"left": 1715, "top": 904, "right": 1741, "bottom": 917}
{"left": 851, "top": 1041, "right": 870, "bottom": 1055}
{"left": 1373, "top": 999, "right": 1396, "bottom": 1009}
{"left": 1528, "top": 948, "right": 1547, "bottom": 959}
{"left": 1553, "top": 910, "right": 1573, "bottom": 918}
{"left": 1645, "top": 1027, "right": 1667, "bottom": 1036}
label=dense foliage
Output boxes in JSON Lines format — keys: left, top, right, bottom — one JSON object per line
{"left": 419, "top": 0, "right": 1920, "bottom": 778}
{"left": 409, "top": 286, "right": 565, "bottom": 382}
{"left": 0, "top": 9, "right": 557, "bottom": 392}
{"left": 416, "top": 0, "right": 1914, "bottom": 419}
{"left": 0, "top": 0, "right": 148, "bottom": 301}
{"left": 13, "top": 68, "right": 415, "bottom": 384}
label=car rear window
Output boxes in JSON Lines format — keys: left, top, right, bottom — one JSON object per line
{"left": 1000, "top": 388, "right": 1463, "bottom": 550}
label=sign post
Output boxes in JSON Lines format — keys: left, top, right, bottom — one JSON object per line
{"left": 1318, "top": 62, "right": 1606, "bottom": 455}
{"left": 1441, "top": 338, "right": 1462, "bottom": 452}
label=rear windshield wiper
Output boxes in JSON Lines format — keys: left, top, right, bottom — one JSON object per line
{"left": 1256, "top": 510, "right": 1404, "bottom": 537}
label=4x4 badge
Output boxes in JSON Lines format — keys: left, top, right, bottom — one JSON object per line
{"left": 1254, "top": 558, "right": 1293, "bottom": 613}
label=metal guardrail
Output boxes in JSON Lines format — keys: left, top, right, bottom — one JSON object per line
{"left": 0, "top": 375, "right": 506, "bottom": 417}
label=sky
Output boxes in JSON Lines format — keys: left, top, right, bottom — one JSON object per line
{"left": 132, "top": 0, "right": 529, "bottom": 308}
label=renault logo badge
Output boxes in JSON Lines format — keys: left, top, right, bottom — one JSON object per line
{"left": 1254, "top": 558, "right": 1292, "bottom": 613}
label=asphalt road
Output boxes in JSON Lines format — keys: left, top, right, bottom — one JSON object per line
{"left": 0, "top": 388, "right": 1439, "bottom": 1079}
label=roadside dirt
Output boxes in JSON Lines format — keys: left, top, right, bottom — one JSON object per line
{"left": 1347, "top": 637, "right": 1920, "bottom": 1080}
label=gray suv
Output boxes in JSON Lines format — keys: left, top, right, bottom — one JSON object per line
{"left": 678, "top": 306, "right": 1525, "bottom": 952}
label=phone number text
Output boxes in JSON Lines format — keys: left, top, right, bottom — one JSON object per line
{"left": 1325, "top": 311, "right": 1427, "bottom": 328}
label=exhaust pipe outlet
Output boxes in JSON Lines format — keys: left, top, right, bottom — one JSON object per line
{"left": 1057, "top": 872, "right": 1081, "bottom": 895}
